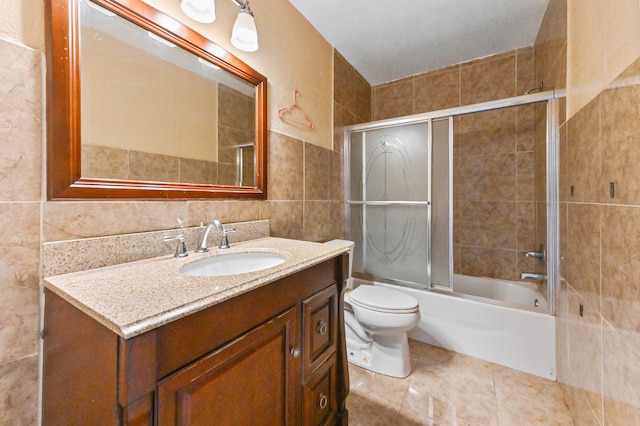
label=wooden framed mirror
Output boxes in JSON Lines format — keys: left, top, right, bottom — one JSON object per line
{"left": 45, "top": 0, "right": 267, "bottom": 199}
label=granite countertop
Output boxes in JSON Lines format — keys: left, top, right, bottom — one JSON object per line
{"left": 44, "top": 237, "right": 349, "bottom": 339}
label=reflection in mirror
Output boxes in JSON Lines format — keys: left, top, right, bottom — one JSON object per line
{"left": 80, "top": 0, "right": 255, "bottom": 186}
{"left": 45, "top": 0, "right": 267, "bottom": 199}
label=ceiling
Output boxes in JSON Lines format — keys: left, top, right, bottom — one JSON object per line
{"left": 288, "top": 0, "right": 550, "bottom": 86}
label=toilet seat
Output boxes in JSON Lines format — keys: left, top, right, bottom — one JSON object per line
{"left": 348, "top": 286, "right": 419, "bottom": 314}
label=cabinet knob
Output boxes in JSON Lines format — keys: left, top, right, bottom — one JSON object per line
{"left": 316, "top": 320, "right": 328, "bottom": 336}
{"left": 318, "top": 393, "right": 328, "bottom": 409}
{"left": 290, "top": 347, "right": 301, "bottom": 358}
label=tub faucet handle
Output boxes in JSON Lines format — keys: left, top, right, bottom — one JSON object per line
{"left": 524, "top": 245, "right": 546, "bottom": 265}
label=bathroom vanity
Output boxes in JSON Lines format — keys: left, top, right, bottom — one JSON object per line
{"left": 42, "top": 238, "right": 350, "bottom": 425}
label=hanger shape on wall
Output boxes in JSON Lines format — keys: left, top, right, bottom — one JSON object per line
{"left": 278, "top": 90, "right": 314, "bottom": 129}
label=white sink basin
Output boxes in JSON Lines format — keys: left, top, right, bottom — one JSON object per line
{"left": 180, "top": 252, "right": 287, "bottom": 277}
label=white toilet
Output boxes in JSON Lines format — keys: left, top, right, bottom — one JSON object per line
{"left": 325, "top": 240, "right": 420, "bottom": 378}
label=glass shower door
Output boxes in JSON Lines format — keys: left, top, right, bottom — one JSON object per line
{"left": 347, "top": 119, "right": 452, "bottom": 290}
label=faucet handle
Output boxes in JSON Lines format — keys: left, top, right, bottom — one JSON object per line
{"left": 163, "top": 235, "right": 188, "bottom": 258}
{"left": 219, "top": 227, "right": 236, "bottom": 249}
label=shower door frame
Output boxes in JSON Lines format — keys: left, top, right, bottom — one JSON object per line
{"left": 344, "top": 89, "right": 564, "bottom": 315}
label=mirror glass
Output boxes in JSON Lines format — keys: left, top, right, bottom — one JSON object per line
{"left": 46, "top": 0, "right": 267, "bottom": 199}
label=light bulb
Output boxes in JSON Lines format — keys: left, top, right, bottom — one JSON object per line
{"left": 231, "top": 11, "right": 258, "bottom": 52}
{"left": 180, "top": 0, "right": 216, "bottom": 24}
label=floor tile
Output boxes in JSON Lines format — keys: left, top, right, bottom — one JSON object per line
{"left": 346, "top": 340, "right": 573, "bottom": 426}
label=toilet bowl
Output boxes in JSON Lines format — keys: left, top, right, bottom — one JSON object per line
{"left": 324, "top": 240, "right": 420, "bottom": 378}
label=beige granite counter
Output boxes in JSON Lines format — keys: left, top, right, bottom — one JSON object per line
{"left": 44, "top": 237, "right": 349, "bottom": 339}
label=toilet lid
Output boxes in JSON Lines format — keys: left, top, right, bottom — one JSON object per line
{"left": 349, "top": 286, "right": 419, "bottom": 312}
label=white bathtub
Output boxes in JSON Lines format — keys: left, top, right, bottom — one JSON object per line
{"left": 452, "top": 274, "right": 549, "bottom": 310}
{"left": 355, "top": 275, "right": 556, "bottom": 380}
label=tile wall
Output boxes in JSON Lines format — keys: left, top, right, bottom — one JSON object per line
{"left": 0, "top": 40, "right": 359, "bottom": 426}
{"left": 370, "top": 47, "right": 543, "bottom": 281}
{"left": 557, "top": 57, "right": 640, "bottom": 424}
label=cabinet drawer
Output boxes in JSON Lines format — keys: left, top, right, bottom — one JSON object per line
{"left": 303, "top": 284, "right": 338, "bottom": 378}
{"left": 303, "top": 355, "right": 337, "bottom": 426}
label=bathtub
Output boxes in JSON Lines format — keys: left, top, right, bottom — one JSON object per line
{"left": 354, "top": 275, "right": 556, "bottom": 380}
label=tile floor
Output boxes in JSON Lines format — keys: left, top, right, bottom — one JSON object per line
{"left": 346, "top": 340, "right": 573, "bottom": 425}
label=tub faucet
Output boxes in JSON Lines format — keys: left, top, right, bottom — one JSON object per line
{"left": 520, "top": 272, "right": 546, "bottom": 282}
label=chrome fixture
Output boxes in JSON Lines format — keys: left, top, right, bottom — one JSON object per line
{"left": 525, "top": 244, "right": 546, "bottom": 265}
{"left": 180, "top": 0, "right": 216, "bottom": 23}
{"left": 524, "top": 82, "right": 543, "bottom": 95}
{"left": 520, "top": 272, "right": 546, "bottom": 282}
{"left": 178, "top": 0, "right": 258, "bottom": 52}
{"left": 231, "top": 0, "right": 258, "bottom": 52}
{"left": 196, "top": 220, "right": 236, "bottom": 252}
{"left": 164, "top": 235, "right": 188, "bottom": 257}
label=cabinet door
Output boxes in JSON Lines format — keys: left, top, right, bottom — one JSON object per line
{"left": 303, "top": 285, "right": 338, "bottom": 379}
{"left": 157, "top": 308, "right": 298, "bottom": 426}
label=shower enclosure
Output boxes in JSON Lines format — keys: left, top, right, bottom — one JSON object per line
{"left": 345, "top": 91, "right": 561, "bottom": 314}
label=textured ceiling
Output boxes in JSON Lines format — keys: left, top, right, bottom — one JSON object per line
{"left": 288, "top": 0, "right": 549, "bottom": 86}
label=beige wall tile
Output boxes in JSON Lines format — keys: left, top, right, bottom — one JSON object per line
{"left": 602, "top": 322, "right": 640, "bottom": 423}
{"left": 303, "top": 200, "right": 343, "bottom": 242}
{"left": 457, "top": 201, "right": 516, "bottom": 249}
{"left": 600, "top": 72, "right": 640, "bottom": 205}
{"left": 187, "top": 200, "right": 262, "bottom": 226}
{"left": 516, "top": 104, "right": 536, "bottom": 152}
{"left": 414, "top": 67, "right": 460, "bottom": 113}
{"left": 262, "top": 201, "right": 303, "bottom": 239}
{"left": 603, "top": 0, "right": 640, "bottom": 86}
{"left": 567, "top": 0, "right": 606, "bottom": 117}
{"left": 0, "top": 203, "right": 39, "bottom": 364}
{"left": 461, "top": 54, "right": 517, "bottom": 104}
{"left": 0, "top": 39, "right": 42, "bottom": 202}
{"left": 517, "top": 47, "right": 536, "bottom": 96}
{"left": 516, "top": 202, "right": 536, "bottom": 251}
{"left": 455, "top": 108, "right": 517, "bottom": 156}
{"left": 565, "top": 289, "right": 603, "bottom": 423}
{"left": 565, "top": 203, "right": 601, "bottom": 311}
{"left": 304, "top": 143, "right": 332, "bottom": 201}
{"left": 556, "top": 279, "right": 570, "bottom": 383}
{"left": 534, "top": 0, "right": 567, "bottom": 89}
{"left": 565, "top": 94, "right": 600, "bottom": 203}
{"left": 267, "top": 132, "right": 304, "bottom": 200}
{"left": 43, "top": 201, "right": 189, "bottom": 241}
{"left": 372, "top": 78, "right": 413, "bottom": 120}
{"left": 600, "top": 205, "right": 640, "bottom": 335}
{"left": 517, "top": 151, "right": 535, "bottom": 201}
{"left": 459, "top": 246, "right": 517, "bottom": 281}
{"left": 455, "top": 153, "right": 517, "bottom": 202}
{"left": 0, "top": 355, "right": 38, "bottom": 425}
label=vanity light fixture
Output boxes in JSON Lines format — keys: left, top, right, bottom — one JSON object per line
{"left": 180, "top": 0, "right": 216, "bottom": 24}
{"left": 230, "top": 0, "right": 259, "bottom": 52}
{"left": 178, "top": 0, "right": 259, "bottom": 52}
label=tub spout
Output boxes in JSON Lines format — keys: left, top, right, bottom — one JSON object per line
{"left": 520, "top": 272, "right": 546, "bottom": 282}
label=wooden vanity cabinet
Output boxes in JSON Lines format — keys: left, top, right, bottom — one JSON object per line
{"left": 43, "top": 254, "right": 349, "bottom": 425}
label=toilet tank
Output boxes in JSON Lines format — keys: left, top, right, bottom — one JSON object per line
{"left": 324, "top": 240, "right": 354, "bottom": 284}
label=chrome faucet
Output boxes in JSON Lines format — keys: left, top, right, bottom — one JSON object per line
{"left": 520, "top": 272, "right": 546, "bottom": 282}
{"left": 196, "top": 220, "right": 235, "bottom": 252}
